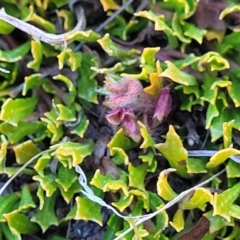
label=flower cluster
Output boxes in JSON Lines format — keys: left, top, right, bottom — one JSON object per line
{"left": 104, "top": 77, "right": 172, "bottom": 141}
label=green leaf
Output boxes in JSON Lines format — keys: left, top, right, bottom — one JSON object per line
{"left": 31, "top": 191, "right": 58, "bottom": 232}
{"left": 27, "top": 40, "right": 43, "bottom": 70}
{"left": 65, "top": 30, "right": 101, "bottom": 43}
{"left": 56, "top": 104, "right": 76, "bottom": 122}
{"left": 172, "top": 14, "right": 190, "bottom": 44}
{"left": 51, "top": 0, "right": 69, "bottom": 8}
{"left": 70, "top": 113, "right": 89, "bottom": 138}
{"left": 183, "top": 22, "right": 207, "bottom": 44}
{"left": 213, "top": 182, "right": 240, "bottom": 222}
{"left": 23, "top": 74, "right": 45, "bottom": 96}
{"left": 91, "top": 62, "right": 125, "bottom": 74}
{"left": 206, "top": 148, "right": 240, "bottom": 169}
{"left": 123, "top": 47, "right": 160, "bottom": 80}
{"left": 77, "top": 53, "right": 98, "bottom": 104}
{"left": 57, "top": 10, "right": 75, "bottom": 31}
{"left": 0, "top": 96, "right": 37, "bottom": 126}
{"left": 129, "top": 189, "right": 149, "bottom": 211}
{"left": 33, "top": 174, "right": 58, "bottom": 197}
{"left": 0, "top": 42, "right": 30, "bottom": 62}
{"left": 111, "top": 194, "right": 134, "bottom": 212}
{"left": 217, "top": 32, "right": 240, "bottom": 54}
{"left": 0, "top": 193, "right": 20, "bottom": 222}
{"left": 13, "top": 140, "right": 40, "bottom": 165}
{"left": 128, "top": 163, "right": 148, "bottom": 190}
{"left": 169, "top": 208, "right": 184, "bottom": 232}
{"left": 112, "top": 147, "right": 129, "bottom": 165}
{"left": 0, "top": 20, "right": 14, "bottom": 34}
{"left": 219, "top": 4, "right": 240, "bottom": 20}
{"left": 100, "top": 0, "right": 119, "bottom": 11}
{"left": 37, "top": 186, "right": 45, "bottom": 210}
{"left": 55, "top": 163, "right": 78, "bottom": 192}
{"left": 41, "top": 109, "right": 64, "bottom": 143}
{"left": 53, "top": 74, "right": 77, "bottom": 104}
{"left": 223, "top": 120, "right": 234, "bottom": 148}
{"left": 180, "top": 188, "right": 213, "bottom": 211}
{"left": 155, "top": 126, "right": 189, "bottom": 178}
{"left": 0, "top": 121, "right": 45, "bottom": 143}
{"left": 107, "top": 128, "right": 134, "bottom": 156}
{"left": 90, "top": 169, "right": 128, "bottom": 196}
{"left": 34, "top": 154, "right": 52, "bottom": 176}
{"left": 0, "top": 135, "right": 8, "bottom": 173}
{"left": 4, "top": 210, "right": 39, "bottom": 235}
{"left": 57, "top": 48, "right": 81, "bottom": 71}
{"left": 157, "top": 169, "right": 177, "bottom": 201}
{"left": 160, "top": 61, "right": 197, "bottom": 86}
{"left": 186, "top": 157, "right": 208, "bottom": 174}
{"left": 98, "top": 34, "right": 140, "bottom": 58}
{"left": 197, "top": 52, "right": 229, "bottom": 72}
{"left": 226, "top": 160, "right": 240, "bottom": 178}
{"left": 75, "top": 196, "right": 102, "bottom": 225}
{"left": 200, "top": 73, "right": 218, "bottom": 105}
{"left": 148, "top": 192, "right": 169, "bottom": 236}
{"left": 54, "top": 141, "right": 94, "bottom": 167}
{"left": 134, "top": 10, "right": 177, "bottom": 48}
{"left": 58, "top": 181, "right": 81, "bottom": 204}
{"left": 204, "top": 210, "right": 234, "bottom": 233}
{"left": 18, "top": 185, "right": 36, "bottom": 211}
{"left": 139, "top": 121, "right": 156, "bottom": 149}
{"left": 103, "top": 215, "right": 123, "bottom": 240}
{"left": 227, "top": 70, "right": 240, "bottom": 107}
{"left": 206, "top": 103, "right": 219, "bottom": 129}
{"left": 139, "top": 151, "right": 157, "bottom": 173}
{"left": 1, "top": 223, "right": 20, "bottom": 240}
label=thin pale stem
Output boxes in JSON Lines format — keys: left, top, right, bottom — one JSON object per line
{"left": 0, "top": 5, "right": 86, "bottom": 46}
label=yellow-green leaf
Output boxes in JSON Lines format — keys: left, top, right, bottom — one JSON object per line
{"left": 157, "top": 169, "right": 177, "bottom": 201}
{"left": 75, "top": 197, "right": 102, "bottom": 226}
{"left": 90, "top": 169, "right": 128, "bottom": 196}
{"left": 206, "top": 148, "right": 240, "bottom": 169}
{"left": 155, "top": 125, "right": 189, "bottom": 178}
{"left": 13, "top": 140, "right": 40, "bottom": 165}
{"left": 31, "top": 192, "right": 58, "bottom": 232}
{"left": 18, "top": 185, "right": 36, "bottom": 211}
{"left": 4, "top": 210, "right": 39, "bottom": 235}
{"left": 100, "top": 0, "right": 119, "bottom": 11}
{"left": 0, "top": 96, "right": 37, "bottom": 126}
{"left": 169, "top": 209, "right": 184, "bottom": 232}
{"left": 33, "top": 174, "right": 58, "bottom": 197}
{"left": 27, "top": 40, "right": 43, "bottom": 70}
{"left": 160, "top": 61, "right": 197, "bottom": 86}
{"left": 180, "top": 188, "right": 213, "bottom": 211}
{"left": 98, "top": 34, "right": 140, "bottom": 58}
{"left": 139, "top": 121, "right": 156, "bottom": 149}
{"left": 54, "top": 141, "right": 94, "bottom": 167}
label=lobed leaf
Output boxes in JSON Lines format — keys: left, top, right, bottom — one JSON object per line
{"left": 0, "top": 96, "right": 38, "bottom": 126}
{"left": 31, "top": 192, "right": 58, "bottom": 233}
{"left": 75, "top": 196, "right": 102, "bottom": 225}
{"left": 155, "top": 126, "right": 189, "bottom": 178}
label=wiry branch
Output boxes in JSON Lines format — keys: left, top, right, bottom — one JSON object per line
{"left": 0, "top": 5, "right": 86, "bottom": 46}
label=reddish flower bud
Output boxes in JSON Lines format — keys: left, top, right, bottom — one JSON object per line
{"left": 105, "top": 107, "right": 124, "bottom": 125}
{"left": 153, "top": 86, "right": 172, "bottom": 123}
{"left": 105, "top": 77, "right": 155, "bottom": 113}
{"left": 106, "top": 107, "right": 135, "bottom": 126}
{"left": 106, "top": 107, "right": 140, "bottom": 141}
